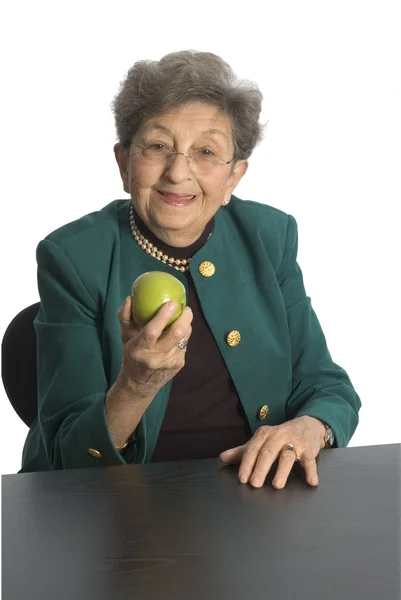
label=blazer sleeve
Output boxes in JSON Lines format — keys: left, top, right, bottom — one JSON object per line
{"left": 34, "top": 238, "right": 127, "bottom": 469}
{"left": 277, "top": 215, "right": 361, "bottom": 447}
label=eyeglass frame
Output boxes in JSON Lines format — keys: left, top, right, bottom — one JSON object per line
{"left": 131, "top": 143, "right": 236, "bottom": 169}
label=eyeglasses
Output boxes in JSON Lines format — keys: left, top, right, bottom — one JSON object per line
{"left": 132, "top": 143, "right": 235, "bottom": 174}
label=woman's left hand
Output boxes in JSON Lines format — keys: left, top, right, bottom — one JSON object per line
{"left": 219, "top": 416, "right": 326, "bottom": 489}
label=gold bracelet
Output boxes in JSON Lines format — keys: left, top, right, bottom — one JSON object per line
{"left": 116, "top": 440, "right": 129, "bottom": 452}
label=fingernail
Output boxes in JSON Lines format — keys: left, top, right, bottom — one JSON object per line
{"left": 251, "top": 478, "right": 262, "bottom": 488}
{"left": 166, "top": 300, "right": 177, "bottom": 311}
{"left": 311, "top": 477, "right": 318, "bottom": 485}
{"left": 273, "top": 480, "right": 283, "bottom": 489}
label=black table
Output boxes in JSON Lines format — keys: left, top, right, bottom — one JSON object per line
{"left": 2, "top": 444, "right": 400, "bottom": 600}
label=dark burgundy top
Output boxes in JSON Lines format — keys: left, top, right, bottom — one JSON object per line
{"left": 132, "top": 209, "right": 251, "bottom": 462}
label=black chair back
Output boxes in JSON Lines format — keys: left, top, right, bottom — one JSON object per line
{"left": 1, "top": 303, "right": 40, "bottom": 427}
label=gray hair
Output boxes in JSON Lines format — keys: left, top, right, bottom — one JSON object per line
{"left": 112, "top": 50, "right": 264, "bottom": 160}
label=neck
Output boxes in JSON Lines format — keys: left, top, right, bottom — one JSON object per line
{"left": 130, "top": 205, "right": 215, "bottom": 258}
{"left": 147, "top": 226, "right": 202, "bottom": 248}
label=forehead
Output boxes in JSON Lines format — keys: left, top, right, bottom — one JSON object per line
{"left": 140, "top": 102, "right": 233, "bottom": 142}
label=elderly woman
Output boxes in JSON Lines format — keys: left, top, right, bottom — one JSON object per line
{"left": 21, "top": 50, "right": 361, "bottom": 488}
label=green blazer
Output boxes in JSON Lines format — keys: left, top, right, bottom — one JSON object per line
{"left": 21, "top": 196, "right": 361, "bottom": 472}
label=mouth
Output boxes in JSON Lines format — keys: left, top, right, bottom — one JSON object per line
{"left": 155, "top": 189, "right": 197, "bottom": 206}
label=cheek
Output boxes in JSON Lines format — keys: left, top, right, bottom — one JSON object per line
{"left": 201, "top": 173, "right": 230, "bottom": 201}
{"left": 130, "top": 163, "right": 158, "bottom": 189}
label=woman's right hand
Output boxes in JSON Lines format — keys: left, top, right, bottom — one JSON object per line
{"left": 117, "top": 295, "right": 193, "bottom": 398}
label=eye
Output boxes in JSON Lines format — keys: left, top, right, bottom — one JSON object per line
{"left": 198, "top": 148, "right": 216, "bottom": 157}
{"left": 148, "top": 143, "right": 168, "bottom": 152}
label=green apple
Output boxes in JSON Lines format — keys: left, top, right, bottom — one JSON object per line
{"left": 131, "top": 271, "right": 187, "bottom": 329}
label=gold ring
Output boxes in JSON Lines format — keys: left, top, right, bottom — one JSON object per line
{"left": 282, "top": 443, "right": 299, "bottom": 461}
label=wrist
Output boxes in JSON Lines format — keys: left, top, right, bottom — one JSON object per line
{"left": 106, "top": 365, "right": 156, "bottom": 418}
{"left": 117, "top": 362, "right": 158, "bottom": 401}
{"left": 299, "top": 415, "right": 327, "bottom": 449}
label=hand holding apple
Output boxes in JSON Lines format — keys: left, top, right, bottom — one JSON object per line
{"left": 116, "top": 278, "right": 192, "bottom": 399}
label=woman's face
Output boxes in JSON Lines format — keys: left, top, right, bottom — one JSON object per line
{"left": 114, "top": 102, "right": 248, "bottom": 247}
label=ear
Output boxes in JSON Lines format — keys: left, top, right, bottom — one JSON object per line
{"left": 114, "top": 143, "right": 130, "bottom": 194}
{"left": 224, "top": 160, "right": 248, "bottom": 203}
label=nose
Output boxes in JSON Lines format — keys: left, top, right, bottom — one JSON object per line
{"left": 164, "top": 152, "right": 192, "bottom": 183}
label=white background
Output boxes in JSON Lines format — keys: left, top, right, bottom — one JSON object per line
{"left": 0, "top": 1, "right": 400, "bottom": 475}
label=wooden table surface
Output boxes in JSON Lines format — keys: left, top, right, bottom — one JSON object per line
{"left": 2, "top": 443, "right": 400, "bottom": 600}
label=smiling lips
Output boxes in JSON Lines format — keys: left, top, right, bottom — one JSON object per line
{"left": 158, "top": 190, "right": 196, "bottom": 199}
{"left": 156, "top": 189, "right": 197, "bottom": 205}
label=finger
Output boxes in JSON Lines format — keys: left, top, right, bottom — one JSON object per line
{"left": 247, "top": 440, "right": 287, "bottom": 488}
{"left": 118, "top": 296, "right": 133, "bottom": 325}
{"left": 238, "top": 427, "right": 272, "bottom": 484}
{"left": 157, "top": 306, "right": 194, "bottom": 352}
{"left": 271, "top": 448, "right": 297, "bottom": 489}
{"left": 219, "top": 445, "right": 246, "bottom": 464}
{"left": 168, "top": 322, "right": 193, "bottom": 356}
{"left": 301, "top": 453, "right": 319, "bottom": 487}
{"left": 118, "top": 296, "right": 140, "bottom": 344}
{"left": 136, "top": 301, "right": 181, "bottom": 349}
{"left": 179, "top": 323, "right": 192, "bottom": 351}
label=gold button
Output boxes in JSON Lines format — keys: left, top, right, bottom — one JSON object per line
{"left": 226, "top": 330, "right": 241, "bottom": 346}
{"left": 258, "top": 405, "right": 269, "bottom": 421}
{"left": 88, "top": 448, "right": 102, "bottom": 458}
{"left": 199, "top": 261, "right": 215, "bottom": 277}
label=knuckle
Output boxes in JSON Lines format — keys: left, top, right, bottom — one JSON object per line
{"left": 145, "top": 355, "right": 163, "bottom": 371}
{"left": 171, "top": 328, "right": 186, "bottom": 343}
{"left": 173, "top": 349, "right": 186, "bottom": 364}
{"left": 259, "top": 447, "right": 274, "bottom": 458}
{"left": 256, "top": 426, "right": 269, "bottom": 438}
{"left": 125, "top": 347, "right": 143, "bottom": 367}
{"left": 142, "top": 327, "right": 159, "bottom": 343}
{"left": 243, "top": 445, "right": 258, "bottom": 457}
{"left": 253, "top": 467, "right": 268, "bottom": 479}
{"left": 174, "top": 361, "right": 185, "bottom": 374}
{"left": 281, "top": 450, "right": 296, "bottom": 460}
{"left": 127, "top": 341, "right": 151, "bottom": 362}
{"left": 118, "top": 314, "right": 132, "bottom": 329}
{"left": 117, "top": 305, "right": 129, "bottom": 320}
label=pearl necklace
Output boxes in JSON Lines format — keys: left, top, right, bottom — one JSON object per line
{"left": 129, "top": 204, "right": 191, "bottom": 272}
